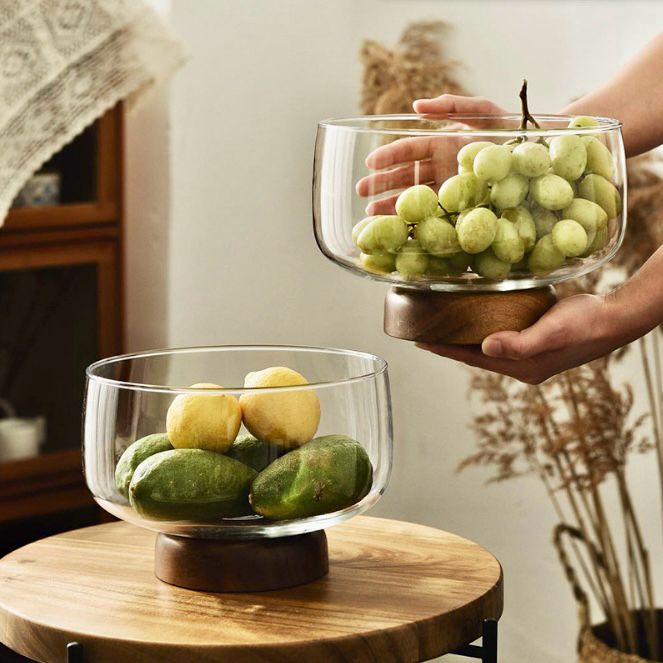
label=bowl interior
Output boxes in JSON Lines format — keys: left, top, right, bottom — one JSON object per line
{"left": 84, "top": 346, "right": 393, "bottom": 539}
{"left": 313, "top": 113, "right": 627, "bottom": 292}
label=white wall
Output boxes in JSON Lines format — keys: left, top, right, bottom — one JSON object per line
{"left": 125, "top": 2, "right": 663, "bottom": 661}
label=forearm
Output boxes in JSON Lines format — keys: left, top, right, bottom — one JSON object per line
{"left": 562, "top": 33, "right": 663, "bottom": 157}
{"left": 604, "top": 245, "right": 663, "bottom": 344}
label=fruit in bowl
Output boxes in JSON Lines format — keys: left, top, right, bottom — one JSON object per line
{"left": 351, "top": 112, "right": 621, "bottom": 282}
{"left": 113, "top": 367, "right": 372, "bottom": 523}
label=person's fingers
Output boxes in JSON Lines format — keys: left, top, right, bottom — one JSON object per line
{"left": 413, "top": 94, "right": 505, "bottom": 116}
{"left": 356, "top": 161, "right": 435, "bottom": 197}
{"left": 365, "top": 136, "right": 438, "bottom": 170}
{"left": 481, "top": 306, "right": 571, "bottom": 360}
{"left": 415, "top": 342, "right": 543, "bottom": 384}
{"left": 365, "top": 194, "right": 400, "bottom": 216}
{"left": 480, "top": 329, "right": 548, "bottom": 360}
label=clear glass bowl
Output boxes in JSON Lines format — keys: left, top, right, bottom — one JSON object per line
{"left": 313, "top": 114, "right": 627, "bottom": 292}
{"left": 84, "top": 346, "right": 392, "bottom": 539}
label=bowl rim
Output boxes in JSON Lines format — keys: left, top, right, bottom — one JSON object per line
{"left": 86, "top": 344, "right": 388, "bottom": 394}
{"left": 318, "top": 112, "right": 622, "bottom": 137}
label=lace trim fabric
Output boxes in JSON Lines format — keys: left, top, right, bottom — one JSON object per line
{"left": 0, "top": 0, "right": 186, "bottom": 222}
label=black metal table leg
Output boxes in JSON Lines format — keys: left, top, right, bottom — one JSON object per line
{"left": 449, "top": 618, "right": 498, "bottom": 662}
{"left": 66, "top": 642, "right": 83, "bottom": 663}
{"left": 482, "top": 619, "right": 497, "bottom": 663}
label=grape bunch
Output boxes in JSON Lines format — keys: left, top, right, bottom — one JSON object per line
{"left": 352, "top": 115, "right": 621, "bottom": 282}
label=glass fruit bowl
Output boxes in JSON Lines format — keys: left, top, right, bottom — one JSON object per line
{"left": 84, "top": 345, "right": 392, "bottom": 540}
{"left": 313, "top": 113, "right": 627, "bottom": 292}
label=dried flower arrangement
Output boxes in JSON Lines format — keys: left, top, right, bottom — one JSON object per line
{"left": 360, "top": 21, "right": 466, "bottom": 115}
{"left": 360, "top": 22, "right": 663, "bottom": 661}
{"left": 464, "top": 156, "right": 663, "bottom": 662}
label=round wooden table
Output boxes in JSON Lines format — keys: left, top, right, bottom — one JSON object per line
{"left": 0, "top": 516, "right": 503, "bottom": 663}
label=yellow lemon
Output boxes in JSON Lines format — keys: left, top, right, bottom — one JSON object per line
{"left": 166, "top": 383, "right": 241, "bottom": 452}
{"left": 239, "top": 368, "right": 320, "bottom": 450}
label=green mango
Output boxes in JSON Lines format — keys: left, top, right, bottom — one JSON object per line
{"left": 250, "top": 435, "right": 373, "bottom": 520}
{"left": 114, "top": 433, "right": 173, "bottom": 498}
{"left": 129, "top": 449, "right": 257, "bottom": 521}
{"left": 225, "top": 434, "right": 283, "bottom": 472}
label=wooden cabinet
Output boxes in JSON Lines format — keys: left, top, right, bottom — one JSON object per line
{"left": 0, "top": 107, "right": 123, "bottom": 541}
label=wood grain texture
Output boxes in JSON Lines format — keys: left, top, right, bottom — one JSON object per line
{"left": 0, "top": 517, "right": 503, "bottom": 663}
{"left": 156, "top": 530, "right": 329, "bottom": 592}
{"left": 0, "top": 449, "right": 91, "bottom": 524}
{"left": 384, "top": 285, "right": 557, "bottom": 344}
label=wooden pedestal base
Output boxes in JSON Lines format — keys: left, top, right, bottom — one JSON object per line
{"left": 155, "top": 530, "right": 329, "bottom": 592}
{"left": 384, "top": 285, "right": 557, "bottom": 345}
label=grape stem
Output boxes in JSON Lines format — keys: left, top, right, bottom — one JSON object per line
{"left": 519, "top": 79, "right": 541, "bottom": 130}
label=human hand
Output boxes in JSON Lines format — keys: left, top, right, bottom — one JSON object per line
{"left": 417, "top": 293, "right": 628, "bottom": 384}
{"left": 356, "top": 95, "right": 507, "bottom": 215}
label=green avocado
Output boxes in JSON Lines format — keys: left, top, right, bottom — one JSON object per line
{"left": 129, "top": 448, "right": 257, "bottom": 521}
{"left": 114, "top": 433, "right": 173, "bottom": 498}
{"left": 249, "top": 435, "right": 373, "bottom": 520}
{"left": 225, "top": 434, "right": 284, "bottom": 472}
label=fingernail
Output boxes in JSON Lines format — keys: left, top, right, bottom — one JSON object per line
{"left": 482, "top": 338, "right": 502, "bottom": 357}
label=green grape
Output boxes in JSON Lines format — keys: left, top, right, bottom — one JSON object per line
{"left": 426, "top": 256, "right": 451, "bottom": 278}
{"left": 457, "top": 141, "right": 495, "bottom": 170}
{"left": 490, "top": 172, "right": 529, "bottom": 210}
{"left": 551, "top": 219, "right": 588, "bottom": 257}
{"left": 395, "top": 240, "right": 428, "bottom": 278}
{"left": 568, "top": 116, "right": 600, "bottom": 129}
{"left": 582, "top": 136, "right": 614, "bottom": 179}
{"left": 577, "top": 174, "right": 621, "bottom": 219}
{"left": 359, "top": 252, "right": 396, "bottom": 274}
{"left": 503, "top": 206, "right": 536, "bottom": 252}
{"left": 512, "top": 141, "right": 551, "bottom": 177}
{"left": 447, "top": 251, "right": 474, "bottom": 275}
{"left": 582, "top": 224, "right": 609, "bottom": 257}
{"left": 528, "top": 234, "right": 565, "bottom": 274}
{"left": 530, "top": 174, "right": 574, "bottom": 210}
{"left": 433, "top": 204, "right": 445, "bottom": 217}
{"left": 438, "top": 173, "right": 489, "bottom": 212}
{"left": 352, "top": 216, "right": 375, "bottom": 246}
{"left": 356, "top": 215, "right": 408, "bottom": 254}
{"left": 492, "top": 218, "right": 525, "bottom": 264}
{"left": 416, "top": 216, "right": 461, "bottom": 257}
{"left": 454, "top": 209, "right": 470, "bottom": 227}
{"left": 458, "top": 164, "right": 473, "bottom": 175}
{"left": 562, "top": 198, "right": 608, "bottom": 231}
{"left": 531, "top": 205, "right": 558, "bottom": 238}
{"left": 474, "top": 248, "right": 511, "bottom": 280}
{"left": 395, "top": 185, "right": 439, "bottom": 223}
{"left": 456, "top": 207, "right": 498, "bottom": 254}
{"left": 473, "top": 145, "right": 512, "bottom": 183}
{"left": 550, "top": 134, "right": 587, "bottom": 181}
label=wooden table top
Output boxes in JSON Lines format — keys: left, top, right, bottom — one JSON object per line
{"left": 0, "top": 516, "right": 502, "bottom": 663}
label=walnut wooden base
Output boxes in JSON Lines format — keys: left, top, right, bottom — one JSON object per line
{"left": 155, "top": 530, "right": 329, "bottom": 592}
{"left": 384, "top": 285, "right": 557, "bottom": 345}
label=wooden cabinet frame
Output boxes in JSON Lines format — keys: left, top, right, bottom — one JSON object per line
{"left": 0, "top": 107, "right": 123, "bottom": 526}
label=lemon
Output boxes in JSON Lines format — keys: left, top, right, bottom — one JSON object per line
{"left": 239, "top": 367, "right": 320, "bottom": 450}
{"left": 166, "top": 382, "right": 241, "bottom": 452}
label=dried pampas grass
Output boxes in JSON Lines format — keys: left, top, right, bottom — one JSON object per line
{"left": 360, "top": 21, "right": 466, "bottom": 115}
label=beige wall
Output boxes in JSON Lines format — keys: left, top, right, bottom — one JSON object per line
{"left": 125, "top": 2, "right": 663, "bottom": 660}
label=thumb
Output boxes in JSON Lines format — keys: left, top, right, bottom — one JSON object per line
{"left": 481, "top": 325, "right": 552, "bottom": 360}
